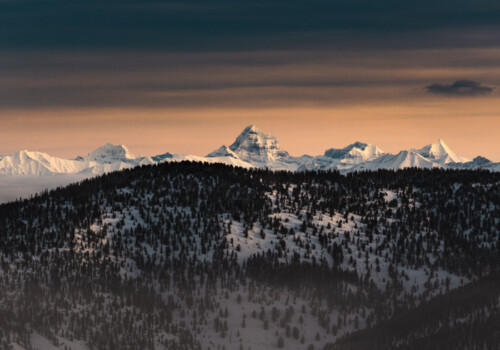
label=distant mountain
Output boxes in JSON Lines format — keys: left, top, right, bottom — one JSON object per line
{"left": 83, "top": 143, "right": 152, "bottom": 165}
{"left": 0, "top": 150, "right": 78, "bottom": 176}
{"left": 151, "top": 152, "right": 174, "bottom": 162}
{"left": 207, "top": 124, "right": 310, "bottom": 170}
{"left": 0, "top": 143, "right": 253, "bottom": 178}
{"left": 0, "top": 146, "right": 153, "bottom": 176}
{"left": 0, "top": 125, "right": 497, "bottom": 179}
{"left": 448, "top": 156, "right": 500, "bottom": 172}
{"left": 298, "top": 142, "right": 385, "bottom": 171}
{"left": 226, "top": 124, "right": 291, "bottom": 166}
{"left": 324, "top": 142, "right": 385, "bottom": 163}
{"left": 351, "top": 150, "right": 438, "bottom": 171}
{"left": 0, "top": 150, "right": 133, "bottom": 176}
{"left": 416, "top": 139, "right": 470, "bottom": 164}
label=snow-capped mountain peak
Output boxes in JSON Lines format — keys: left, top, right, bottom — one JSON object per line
{"left": 351, "top": 149, "right": 438, "bottom": 171}
{"left": 470, "top": 156, "right": 492, "bottom": 166}
{"left": 1, "top": 129, "right": 498, "bottom": 183}
{"left": 205, "top": 125, "right": 315, "bottom": 170}
{"left": 0, "top": 150, "right": 50, "bottom": 176}
{"left": 417, "top": 139, "right": 469, "bottom": 164}
{"left": 0, "top": 149, "right": 84, "bottom": 176}
{"left": 229, "top": 125, "right": 283, "bottom": 154}
{"left": 225, "top": 125, "right": 291, "bottom": 168}
{"left": 84, "top": 143, "right": 140, "bottom": 164}
{"left": 324, "top": 142, "right": 384, "bottom": 163}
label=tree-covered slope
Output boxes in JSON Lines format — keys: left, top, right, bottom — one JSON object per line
{"left": 0, "top": 162, "right": 498, "bottom": 349}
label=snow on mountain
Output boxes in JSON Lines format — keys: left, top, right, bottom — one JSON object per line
{"left": 208, "top": 125, "right": 310, "bottom": 170}
{"left": 324, "top": 142, "right": 385, "bottom": 163}
{"left": 83, "top": 143, "right": 152, "bottom": 165}
{"left": 298, "top": 142, "right": 385, "bottom": 171}
{"left": 0, "top": 141, "right": 256, "bottom": 180}
{"left": 296, "top": 155, "right": 344, "bottom": 171}
{"left": 416, "top": 139, "right": 470, "bottom": 164}
{"left": 448, "top": 156, "right": 500, "bottom": 172}
{"left": 206, "top": 145, "right": 240, "bottom": 159}
{"left": 208, "top": 126, "right": 387, "bottom": 172}
{"left": 0, "top": 128, "right": 497, "bottom": 181}
{"left": 0, "top": 150, "right": 87, "bottom": 176}
{"left": 351, "top": 150, "right": 439, "bottom": 172}
{"left": 0, "top": 144, "right": 153, "bottom": 177}
{"left": 226, "top": 124, "right": 291, "bottom": 167}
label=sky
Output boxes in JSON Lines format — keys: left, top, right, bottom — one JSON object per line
{"left": 1, "top": 0, "right": 500, "bottom": 160}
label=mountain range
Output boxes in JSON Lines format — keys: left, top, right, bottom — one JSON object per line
{"left": 1, "top": 125, "right": 498, "bottom": 178}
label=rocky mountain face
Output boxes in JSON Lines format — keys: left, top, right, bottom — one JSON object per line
{"left": 207, "top": 124, "right": 311, "bottom": 170}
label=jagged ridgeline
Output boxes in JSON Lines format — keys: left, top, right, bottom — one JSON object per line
{"left": 0, "top": 162, "right": 499, "bottom": 350}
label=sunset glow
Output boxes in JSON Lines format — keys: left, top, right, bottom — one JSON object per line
{"left": 1, "top": 1, "right": 499, "bottom": 160}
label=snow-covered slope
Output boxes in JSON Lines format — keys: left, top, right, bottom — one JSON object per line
{"left": 351, "top": 150, "right": 439, "bottom": 171}
{"left": 298, "top": 142, "right": 385, "bottom": 171}
{"left": 3, "top": 162, "right": 497, "bottom": 349}
{"left": 0, "top": 145, "right": 153, "bottom": 176}
{"left": 448, "top": 156, "right": 500, "bottom": 172}
{"left": 417, "top": 139, "right": 470, "bottom": 164}
{"left": 206, "top": 145, "right": 240, "bottom": 159}
{"left": 0, "top": 150, "right": 88, "bottom": 176}
{"left": 83, "top": 143, "right": 152, "bottom": 165}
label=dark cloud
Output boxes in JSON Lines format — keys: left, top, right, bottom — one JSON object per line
{"left": 1, "top": 50, "right": 500, "bottom": 109}
{"left": 1, "top": 0, "right": 500, "bottom": 51}
{"left": 1, "top": 1, "right": 500, "bottom": 109}
{"left": 426, "top": 80, "right": 495, "bottom": 96}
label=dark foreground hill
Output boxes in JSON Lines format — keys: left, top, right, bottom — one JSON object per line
{"left": 0, "top": 162, "right": 499, "bottom": 349}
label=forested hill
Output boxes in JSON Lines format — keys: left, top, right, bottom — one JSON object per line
{"left": 0, "top": 162, "right": 499, "bottom": 350}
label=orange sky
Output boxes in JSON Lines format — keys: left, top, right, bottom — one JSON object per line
{"left": 1, "top": 49, "right": 499, "bottom": 161}
{"left": 1, "top": 98, "right": 499, "bottom": 161}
